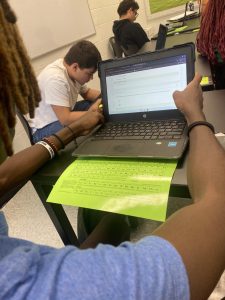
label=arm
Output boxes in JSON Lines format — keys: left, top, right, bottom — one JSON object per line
{"left": 51, "top": 105, "right": 86, "bottom": 125}
{"left": 80, "top": 88, "right": 101, "bottom": 101}
{"left": 52, "top": 98, "right": 102, "bottom": 126}
{"left": 130, "top": 23, "right": 150, "bottom": 48}
{"left": 153, "top": 74, "right": 225, "bottom": 300}
{"left": 0, "top": 110, "right": 103, "bottom": 197}
{"left": 43, "top": 78, "right": 100, "bottom": 125}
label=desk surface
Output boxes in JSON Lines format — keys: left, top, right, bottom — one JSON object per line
{"left": 170, "top": 89, "right": 225, "bottom": 186}
{"left": 138, "top": 19, "right": 211, "bottom": 78}
{"left": 31, "top": 89, "right": 225, "bottom": 244}
{"left": 32, "top": 90, "right": 225, "bottom": 198}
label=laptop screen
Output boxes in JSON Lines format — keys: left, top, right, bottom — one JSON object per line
{"left": 105, "top": 54, "right": 187, "bottom": 115}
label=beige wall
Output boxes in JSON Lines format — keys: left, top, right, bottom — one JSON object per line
{"left": 31, "top": 0, "right": 183, "bottom": 90}
{"left": 14, "top": 0, "right": 195, "bottom": 147}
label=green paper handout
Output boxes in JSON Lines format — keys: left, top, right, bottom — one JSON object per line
{"left": 47, "top": 157, "right": 177, "bottom": 221}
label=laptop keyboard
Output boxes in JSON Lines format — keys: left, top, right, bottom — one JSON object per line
{"left": 94, "top": 120, "right": 186, "bottom": 140}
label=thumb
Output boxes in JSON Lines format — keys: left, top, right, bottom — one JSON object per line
{"left": 192, "top": 73, "right": 202, "bottom": 86}
{"left": 95, "top": 99, "right": 102, "bottom": 106}
{"left": 173, "top": 90, "right": 182, "bottom": 101}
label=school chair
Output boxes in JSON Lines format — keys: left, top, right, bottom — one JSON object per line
{"left": 120, "top": 44, "right": 139, "bottom": 56}
{"left": 16, "top": 109, "right": 34, "bottom": 145}
{"left": 109, "top": 36, "right": 123, "bottom": 58}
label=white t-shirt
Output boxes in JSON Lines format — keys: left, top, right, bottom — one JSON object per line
{"left": 28, "top": 59, "right": 88, "bottom": 131}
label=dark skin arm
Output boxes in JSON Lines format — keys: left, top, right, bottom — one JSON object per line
{"left": 0, "top": 110, "right": 103, "bottom": 197}
{"left": 0, "top": 108, "right": 130, "bottom": 250}
{"left": 153, "top": 74, "right": 225, "bottom": 300}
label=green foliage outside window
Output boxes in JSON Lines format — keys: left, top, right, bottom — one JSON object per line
{"left": 149, "top": 0, "right": 187, "bottom": 13}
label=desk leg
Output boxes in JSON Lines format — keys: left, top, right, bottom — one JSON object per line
{"left": 32, "top": 182, "right": 80, "bottom": 247}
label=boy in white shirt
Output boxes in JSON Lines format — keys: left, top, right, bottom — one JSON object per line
{"left": 28, "top": 40, "right": 102, "bottom": 142}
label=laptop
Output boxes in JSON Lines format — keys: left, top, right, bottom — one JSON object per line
{"left": 155, "top": 24, "right": 168, "bottom": 50}
{"left": 167, "top": 2, "right": 199, "bottom": 36}
{"left": 73, "top": 43, "right": 195, "bottom": 159}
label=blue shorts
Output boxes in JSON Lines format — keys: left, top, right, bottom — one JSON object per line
{"left": 32, "top": 100, "right": 93, "bottom": 143}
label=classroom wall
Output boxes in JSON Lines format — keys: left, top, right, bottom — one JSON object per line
{"left": 30, "top": 0, "right": 180, "bottom": 90}
{"left": 13, "top": 0, "right": 186, "bottom": 149}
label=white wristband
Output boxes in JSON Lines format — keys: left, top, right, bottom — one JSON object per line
{"left": 36, "top": 141, "right": 55, "bottom": 159}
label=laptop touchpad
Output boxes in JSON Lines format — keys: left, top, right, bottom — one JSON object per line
{"left": 108, "top": 141, "right": 142, "bottom": 156}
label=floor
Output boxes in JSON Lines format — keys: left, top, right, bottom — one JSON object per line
{"left": 2, "top": 118, "right": 225, "bottom": 299}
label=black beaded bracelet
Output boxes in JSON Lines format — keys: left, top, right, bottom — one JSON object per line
{"left": 65, "top": 125, "right": 76, "bottom": 138}
{"left": 42, "top": 137, "right": 58, "bottom": 155}
{"left": 52, "top": 133, "right": 65, "bottom": 149}
{"left": 187, "top": 121, "right": 215, "bottom": 137}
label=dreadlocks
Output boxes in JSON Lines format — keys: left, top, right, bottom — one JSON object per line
{"left": 196, "top": 0, "right": 225, "bottom": 64}
{"left": 0, "top": 0, "right": 41, "bottom": 156}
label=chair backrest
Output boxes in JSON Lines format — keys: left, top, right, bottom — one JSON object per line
{"left": 120, "top": 44, "right": 139, "bottom": 57}
{"left": 16, "top": 109, "right": 34, "bottom": 145}
{"left": 109, "top": 36, "right": 123, "bottom": 58}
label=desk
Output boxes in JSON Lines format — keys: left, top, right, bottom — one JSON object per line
{"left": 168, "top": 89, "right": 225, "bottom": 215}
{"left": 31, "top": 142, "right": 79, "bottom": 246}
{"left": 31, "top": 90, "right": 225, "bottom": 246}
{"left": 138, "top": 18, "right": 212, "bottom": 82}
{"left": 151, "top": 17, "right": 200, "bottom": 41}
{"left": 166, "top": 32, "right": 211, "bottom": 79}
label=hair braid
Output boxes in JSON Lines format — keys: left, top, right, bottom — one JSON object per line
{"left": 3, "top": 83, "right": 16, "bottom": 128}
{"left": 0, "top": 1, "right": 41, "bottom": 155}
{"left": 0, "top": 0, "right": 16, "bottom": 23}
{"left": 0, "top": 99, "right": 13, "bottom": 156}
{"left": 197, "top": 0, "right": 225, "bottom": 63}
{"left": 0, "top": 8, "right": 29, "bottom": 108}
{"left": 12, "top": 25, "right": 41, "bottom": 117}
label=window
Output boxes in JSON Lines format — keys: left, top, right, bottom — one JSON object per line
{"left": 149, "top": 0, "right": 187, "bottom": 14}
{"left": 144, "top": 0, "right": 197, "bottom": 20}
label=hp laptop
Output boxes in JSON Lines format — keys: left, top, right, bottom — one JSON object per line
{"left": 73, "top": 44, "right": 195, "bottom": 159}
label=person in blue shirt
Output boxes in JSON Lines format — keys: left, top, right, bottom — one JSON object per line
{"left": 1, "top": 1, "right": 225, "bottom": 299}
